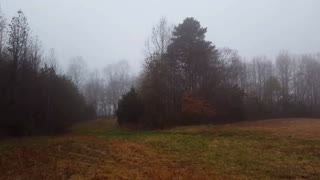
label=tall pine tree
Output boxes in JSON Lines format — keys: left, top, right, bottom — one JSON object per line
{"left": 167, "top": 17, "right": 219, "bottom": 93}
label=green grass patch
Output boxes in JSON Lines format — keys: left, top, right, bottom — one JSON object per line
{"left": 1, "top": 120, "right": 320, "bottom": 179}
{"left": 141, "top": 128, "right": 320, "bottom": 179}
{"left": 93, "top": 124, "right": 320, "bottom": 179}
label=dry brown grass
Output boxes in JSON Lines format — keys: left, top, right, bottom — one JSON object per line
{"left": 173, "top": 118, "right": 320, "bottom": 139}
{"left": 0, "top": 135, "right": 218, "bottom": 180}
{"left": 1, "top": 118, "right": 319, "bottom": 179}
{"left": 227, "top": 118, "right": 320, "bottom": 139}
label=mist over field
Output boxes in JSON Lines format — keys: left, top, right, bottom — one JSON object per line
{"left": 0, "top": 1, "right": 320, "bottom": 179}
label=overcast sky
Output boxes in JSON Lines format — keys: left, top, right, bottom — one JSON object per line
{"left": 1, "top": 0, "right": 320, "bottom": 72}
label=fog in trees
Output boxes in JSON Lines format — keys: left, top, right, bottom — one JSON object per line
{"left": 1, "top": 4, "right": 320, "bottom": 136}
{"left": 118, "top": 17, "right": 320, "bottom": 128}
{"left": 0, "top": 11, "right": 95, "bottom": 136}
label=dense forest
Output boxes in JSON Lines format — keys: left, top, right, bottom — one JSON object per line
{"left": 1, "top": 10, "right": 320, "bottom": 136}
{"left": 0, "top": 11, "right": 95, "bottom": 136}
{"left": 118, "top": 18, "right": 320, "bottom": 128}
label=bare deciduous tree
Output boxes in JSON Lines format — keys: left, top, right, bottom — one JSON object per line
{"left": 8, "top": 10, "right": 29, "bottom": 80}
{"left": 83, "top": 70, "right": 103, "bottom": 116}
{"left": 45, "top": 48, "right": 63, "bottom": 74}
{"left": 218, "top": 48, "right": 245, "bottom": 87}
{"left": 0, "top": 9, "right": 6, "bottom": 60}
{"left": 67, "top": 56, "right": 88, "bottom": 91}
{"left": 103, "top": 60, "right": 132, "bottom": 115}
{"left": 275, "top": 51, "right": 294, "bottom": 101}
{"left": 144, "top": 17, "right": 172, "bottom": 57}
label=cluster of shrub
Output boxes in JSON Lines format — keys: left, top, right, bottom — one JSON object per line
{"left": 117, "top": 17, "right": 320, "bottom": 129}
{"left": 0, "top": 11, "right": 95, "bottom": 137}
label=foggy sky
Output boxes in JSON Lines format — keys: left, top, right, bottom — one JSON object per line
{"left": 1, "top": 0, "right": 320, "bottom": 72}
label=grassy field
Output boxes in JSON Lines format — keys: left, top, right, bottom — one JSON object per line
{"left": 0, "top": 118, "right": 320, "bottom": 179}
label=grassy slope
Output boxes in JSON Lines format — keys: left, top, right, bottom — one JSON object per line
{"left": 0, "top": 119, "right": 320, "bottom": 179}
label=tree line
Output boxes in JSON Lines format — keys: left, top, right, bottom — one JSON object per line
{"left": 117, "top": 17, "right": 320, "bottom": 128}
{"left": 1, "top": 10, "right": 319, "bottom": 134}
{"left": 0, "top": 10, "right": 95, "bottom": 137}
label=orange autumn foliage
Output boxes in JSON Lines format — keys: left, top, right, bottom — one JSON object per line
{"left": 181, "top": 92, "right": 216, "bottom": 123}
